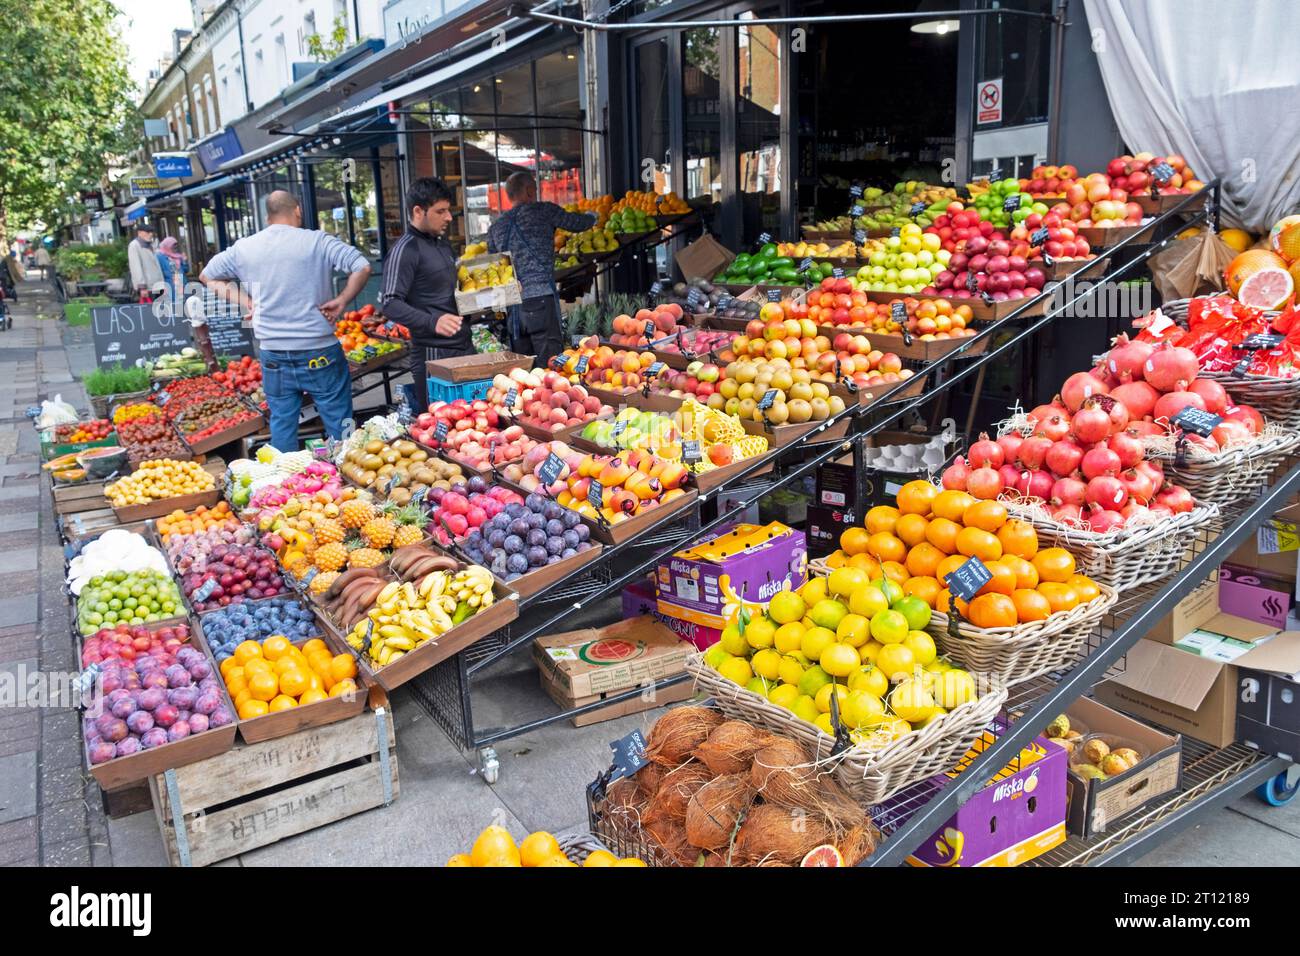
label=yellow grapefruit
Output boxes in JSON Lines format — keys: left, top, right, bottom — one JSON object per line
{"left": 1270, "top": 215, "right": 1300, "bottom": 260}
{"left": 1225, "top": 249, "right": 1288, "bottom": 296}
{"left": 1275, "top": 223, "right": 1300, "bottom": 264}
{"left": 1237, "top": 266, "right": 1294, "bottom": 310}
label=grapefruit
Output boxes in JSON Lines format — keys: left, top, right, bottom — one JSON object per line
{"left": 1275, "top": 223, "right": 1300, "bottom": 264}
{"left": 801, "top": 844, "right": 844, "bottom": 867}
{"left": 1270, "top": 215, "right": 1300, "bottom": 260}
{"left": 1237, "top": 266, "right": 1294, "bottom": 310}
{"left": 1225, "top": 249, "right": 1288, "bottom": 296}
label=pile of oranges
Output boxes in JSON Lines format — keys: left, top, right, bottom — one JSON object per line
{"left": 219, "top": 636, "right": 358, "bottom": 719}
{"left": 448, "top": 825, "right": 645, "bottom": 868}
{"left": 157, "top": 501, "right": 241, "bottom": 540}
{"left": 823, "top": 479, "right": 1101, "bottom": 628}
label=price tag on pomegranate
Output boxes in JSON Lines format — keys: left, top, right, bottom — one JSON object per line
{"left": 607, "top": 728, "right": 649, "bottom": 783}
{"left": 910, "top": 201, "right": 926, "bottom": 217}
{"left": 1171, "top": 406, "right": 1222, "bottom": 437}
{"left": 681, "top": 439, "right": 701, "bottom": 464}
{"left": 193, "top": 578, "right": 218, "bottom": 604}
{"left": 1243, "top": 333, "right": 1284, "bottom": 350}
{"left": 758, "top": 389, "right": 778, "bottom": 410}
{"left": 966, "top": 271, "right": 979, "bottom": 292}
{"left": 1150, "top": 161, "right": 1175, "bottom": 184}
{"left": 1030, "top": 227, "right": 1049, "bottom": 247}
{"left": 575, "top": 354, "right": 589, "bottom": 374}
{"left": 538, "top": 452, "right": 566, "bottom": 485}
{"left": 434, "top": 420, "right": 448, "bottom": 443}
{"left": 945, "top": 556, "right": 992, "bottom": 602}
{"left": 1003, "top": 195, "right": 1021, "bottom": 213}
{"left": 588, "top": 479, "right": 603, "bottom": 510}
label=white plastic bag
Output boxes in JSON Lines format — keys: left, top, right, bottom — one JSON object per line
{"left": 36, "top": 394, "right": 78, "bottom": 428}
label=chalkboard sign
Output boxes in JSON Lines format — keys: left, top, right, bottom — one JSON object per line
{"left": 538, "top": 452, "right": 566, "bottom": 485}
{"left": 1172, "top": 406, "right": 1222, "bottom": 437}
{"left": 854, "top": 229, "right": 867, "bottom": 245}
{"left": 434, "top": 420, "right": 449, "bottom": 443}
{"left": 832, "top": 267, "right": 845, "bottom": 279}
{"left": 681, "top": 439, "right": 701, "bottom": 464}
{"left": 90, "top": 303, "right": 193, "bottom": 369}
{"left": 966, "top": 271, "right": 979, "bottom": 292}
{"left": 890, "top": 226, "right": 901, "bottom": 238}
{"left": 945, "top": 557, "right": 992, "bottom": 602}
{"left": 611, "top": 417, "right": 627, "bottom": 439}
{"left": 649, "top": 280, "right": 664, "bottom": 297}
{"left": 849, "top": 184, "right": 863, "bottom": 199}
{"left": 204, "top": 296, "right": 256, "bottom": 358}
{"left": 1003, "top": 195, "right": 1021, "bottom": 213}
{"left": 766, "top": 289, "right": 783, "bottom": 302}
{"left": 849, "top": 204, "right": 864, "bottom": 218}
{"left": 686, "top": 287, "right": 705, "bottom": 311}
{"left": 1030, "top": 227, "right": 1049, "bottom": 247}
{"left": 643, "top": 320, "right": 656, "bottom": 341}
{"left": 607, "top": 729, "right": 649, "bottom": 783}
{"left": 755, "top": 232, "right": 772, "bottom": 249}
{"left": 575, "top": 354, "right": 589, "bottom": 374}
{"left": 646, "top": 361, "right": 665, "bottom": 378}
{"left": 193, "top": 578, "right": 218, "bottom": 604}
{"left": 504, "top": 386, "right": 518, "bottom": 408}
{"left": 549, "top": 355, "right": 567, "bottom": 371}
{"left": 1150, "top": 162, "right": 1175, "bottom": 184}
{"left": 1243, "top": 333, "right": 1284, "bottom": 351}
{"left": 799, "top": 257, "right": 814, "bottom": 274}
{"left": 891, "top": 301, "right": 907, "bottom": 325}
{"left": 588, "top": 479, "right": 603, "bottom": 510}
{"left": 716, "top": 294, "right": 734, "bottom": 310}
{"left": 758, "top": 389, "right": 777, "bottom": 410}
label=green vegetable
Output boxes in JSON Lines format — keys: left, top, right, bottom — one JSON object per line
{"left": 82, "top": 363, "right": 151, "bottom": 397}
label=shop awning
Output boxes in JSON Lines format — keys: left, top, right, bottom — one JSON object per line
{"left": 180, "top": 175, "right": 239, "bottom": 198}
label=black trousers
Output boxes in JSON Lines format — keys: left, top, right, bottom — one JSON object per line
{"left": 408, "top": 343, "right": 474, "bottom": 410}
{"left": 511, "top": 293, "right": 565, "bottom": 369}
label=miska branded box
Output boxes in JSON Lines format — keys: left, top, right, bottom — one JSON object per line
{"left": 905, "top": 733, "right": 1067, "bottom": 867}
{"left": 1234, "top": 632, "right": 1300, "bottom": 760}
{"left": 655, "top": 522, "right": 806, "bottom": 629}
{"left": 532, "top": 617, "right": 694, "bottom": 702}
{"left": 1218, "top": 563, "right": 1294, "bottom": 629}
{"left": 622, "top": 577, "right": 721, "bottom": 651}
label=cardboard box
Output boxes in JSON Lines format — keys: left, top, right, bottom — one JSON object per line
{"left": 675, "top": 234, "right": 734, "bottom": 283}
{"left": 1147, "top": 575, "right": 1219, "bottom": 646}
{"left": 1228, "top": 498, "right": 1300, "bottom": 585}
{"left": 1060, "top": 697, "right": 1182, "bottom": 838}
{"left": 532, "top": 617, "right": 694, "bottom": 700}
{"left": 1235, "top": 631, "right": 1300, "bottom": 760}
{"left": 453, "top": 252, "right": 523, "bottom": 314}
{"left": 1218, "top": 563, "right": 1294, "bottom": 628}
{"left": 656, "top": 522, "right": 806, "bottom": 624}
{"left": 906, "top": 734, "right": 1067, "bottom": 867}
{"left": 806, "top": 505, "right": 857, "bottom": 556}
{"left": 539, "top": 667, "right": 693, "bottom": 727}
{"left": 623, "top": 578, "right": 721, "bottom": 650}
{"left": 816, "top": 456, "right": 858, "bottom": 509}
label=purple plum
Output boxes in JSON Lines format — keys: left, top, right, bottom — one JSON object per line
{"left": 125, "top": 711, "right": 155, "bottom": 735}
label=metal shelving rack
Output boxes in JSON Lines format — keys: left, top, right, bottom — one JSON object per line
{"left": 406, "top": 181, "right": 1297, "bottom": 855}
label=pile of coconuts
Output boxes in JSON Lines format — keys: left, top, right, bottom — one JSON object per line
{"left": 600, "top": 705, "right": 878, "bottom": 867}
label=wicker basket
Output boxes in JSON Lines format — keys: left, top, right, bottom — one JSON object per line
{"left": 808, "top": 557, "right": 833, "bottom": 578}
{"left": 684, "top": 653, "right": 1007, "bottom": 805}
{"left": 557, "top": 831, "right": 615, "bottom": 865}
{"left": 1003, "top": 500, "right": 1217, "bottom": 591}
{"left": 1142, "top": 426, "right": 1300, "bottom": 508}
{"left": 929, "top": 584, "right": 1117, "bottom": 686}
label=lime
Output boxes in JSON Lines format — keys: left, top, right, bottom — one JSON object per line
{"left": 870, "top": 609, "right": 909, "bottom": 645}
{"left": 894, "top": 596, "right": 931, "bottom": 631}
{"left": 797, "top": 664, "right": 833, "bottom": 699}
{"left": 746, "top": 675, "right": 776, "bottom": 696}
{"left": 809, "top": 598, "right": 848, "bottom": 630}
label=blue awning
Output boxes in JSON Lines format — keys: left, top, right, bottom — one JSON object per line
{"left": 180, "top": 175, "right": 239, "bottom": 198}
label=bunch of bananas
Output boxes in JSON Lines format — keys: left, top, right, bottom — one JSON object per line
{"left": 457, "top": 260, "right": 515, "bottom": 292}
{"left": 345, "top": 566, "right": 494, "bottom": 667}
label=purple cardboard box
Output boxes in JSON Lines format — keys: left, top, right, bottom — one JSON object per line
{"left": 622, "top": 577, "right": 721, "bottom": 651}
{"left": 902, "top": 734, "right": 1067, "bottom": 867}
{"left": 1218, "top": 563, "right": 1293, "bottom": 629}
{"left": 655, "top": 522, "right": 807, "bottom": 630}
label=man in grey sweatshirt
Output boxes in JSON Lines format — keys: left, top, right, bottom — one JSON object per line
{"left": 201, "top": 190, "right": 372, "bottom": 451}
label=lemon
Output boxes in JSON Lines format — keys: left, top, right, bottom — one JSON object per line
{"left": 848, "top": 664, "right": 889, "bottom": 698}
{"left": 774, "top": 621, "right": 806, "bottom": 654}
{"left": 768, "top": 684, "right": 801, "bottom": 710}
{"left": 744, "top": 616, "right": 776, "bottom": 650}
{"left": 841, "top": 689, "right": 885, "bottom": 729}
{"left": 798, "top": 577, "right": 829, "bottom": 605}
{"left": 916, "top": 706, "right": 948, "bottom": 728}
{"left": 859, "top": 640, "right": 882, "bottom": 664}
{"left": 871, "top": 577, "right": 904, "bottom": 605}
{"left": 820, "top": 642, "right": 861, "bottom": 678}
{"left": 792, "top": 695, "right": 821, "bottom": 724}
{"left": 703, "top": 645, "right": 730, "bottom": 669}
{"left": 870, "top": 609, "right": 910, "bottom": 644}
{"left": 894, "top": 595, "right": 932, "bottom": 631}
{"left": 904, "top": 631, "right": 937, "bottom": 666}
{"left": 814, "top": 713, "right": 835, "bottom": 736}
{"left": 746, "top": 676, "right": 775, "bottom": 696}
{"left": 809, "top": 598, "right": 848, "bottom": 631}
{"left": 797, "top": 664, "right": 833, "bottom": 699}
{"left": 768, "top": 590, "right": 806, "bottom": 625}
{"left": 717, "top": 656, "right": 753, "bottom": 686}
{"left": 777, "top": 655, "right": 807, "bottom": 686}
{"left": 815, "top": 682, "right": 849, "bottom": 714}
{"left": 800, "top": 626, "right": 836, "bottom": 663}
{"left": 934, "top": 668, "right": 976, "bottom": 709}
{"left": 751, "top": 648, "right": 783, "bottom": 681}
{"left": 848, "top": 584, "right": 890, "bottom": 619}
{"left": 876, "top": 643, "right": 916, "bottom": 681}
{"left": 719, "top": 624, "right": 749, "bottom": 657}
{"left": 835, "top": 613, "right": 870, "bottom": 648}
{"left": 890, "top": 679, "right": 936, "bottom": 723}
{"left": 827, "top": 566, "right": 868, "bottom": 599}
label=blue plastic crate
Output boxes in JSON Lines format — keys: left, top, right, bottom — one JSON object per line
{"left": 427, "top": 376, "right": 493, "bottom": 403}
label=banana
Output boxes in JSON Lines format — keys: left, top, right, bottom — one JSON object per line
{"left": 480, "top": 589, "right": 495, "bottom": 609}
{"left": 377, "top": 581, "right": 401, "bottom": 604}
{"left": 402, "top": 582, "right": 417, "bottom": 607}
{"left": 385, "top": 635, "right": 415, "bottom": 651}
{"left": 378, "top": 624, "right": 410, "bottom": 640}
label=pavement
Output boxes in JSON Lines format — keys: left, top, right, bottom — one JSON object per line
{"left": 1, "top": 271, "right": 1298, "bottom": 868}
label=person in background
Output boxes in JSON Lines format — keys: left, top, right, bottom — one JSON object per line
{"left": 380, "top": 177, "right": 471, "bottom": 412}
{"left": 488, "top": 172, "right": 596, "bottom": 368}
{"left": 201, "top": 190, "right": 372, "bottom": 452}
{"left": 155, "top": 236, "right": 188, "bottom": 317}
{"left": 33, "top": 245, "right": 52, "bottom": 282}
{"left": 127, "top": 224, "right": 164, "bottom": 301}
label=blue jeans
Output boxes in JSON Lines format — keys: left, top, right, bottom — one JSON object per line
{"left": 260, "top": 344, "right": 353, "bottom": 452}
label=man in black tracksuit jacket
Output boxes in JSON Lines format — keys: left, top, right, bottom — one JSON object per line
{"left": 380, "top": 177, "right": 473, "bottom": 411}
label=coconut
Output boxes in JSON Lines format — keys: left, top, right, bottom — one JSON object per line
{"left": 643, "top": 816, "right": 692, "bottom": 866}
{"left": 749, "top": 738, "right": 816, "bottom": 791}
{"left": 685, "top": 773, "right": 754, "bottom": 850}
{"left": 735, "top": 802, "right": 829, "bottom": 866}
{"left": 747, "top": 737, "right": 863, "bottom": 828}
{"left": 645, "top": 705, "right": 726, "bottom": 767}
{"left": 605, "top": 776, "right": 645, "bottom": 817}
{"left": 837, "top": 822, "right": 879, "bottom": 866}
{"left": 634, "top": 761, "right": 667, "bottom": 798}
{"left": 693, "top": 720, "right": 774, "bottom": 776}
{"left": 644, "top": 760, "right": 714, "bottom": 823}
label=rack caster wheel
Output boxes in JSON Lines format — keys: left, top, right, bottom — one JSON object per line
{"left": 1256, "top": 769, "right": 1299, "bottom": 806}
{"left": 478, "top": 747, "right": 500, "bottom": 784}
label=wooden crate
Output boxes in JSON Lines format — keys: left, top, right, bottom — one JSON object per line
{"left": 149, "top": 707, "right": 399, "bottom": 867}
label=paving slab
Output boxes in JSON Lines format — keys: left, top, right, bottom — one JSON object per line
{"left": 1126, "top": 807, "right": 1300, "bottom": 867}
{"left": 0, "top": 751, "right": 37, "bottom": 823}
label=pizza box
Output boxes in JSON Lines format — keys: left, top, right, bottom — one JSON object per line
{"left": 532, "top": 616, "right": 694, "bottom": 701}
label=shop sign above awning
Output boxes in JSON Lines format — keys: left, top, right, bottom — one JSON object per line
{"left": 195, "top": 128, "right": 244, "bottom": 172}
{"left": 152, "top": 152, "right": 201, "bottom": 179}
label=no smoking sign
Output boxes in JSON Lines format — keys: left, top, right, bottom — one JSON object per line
{"left": 977, "top": 77, "right": 1003, "bottom": 124}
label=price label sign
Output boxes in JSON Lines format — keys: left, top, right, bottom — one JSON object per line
{"left": 832, "top": 267, "right": 845, "bottom": 279}
{"left": 1232, "top": 358, "right": 1253, "bottom": 378}
{"left": 301, "top": 567, "right": 319, "bottom": 588}
{"left": 588, "top": 479, "right": 603, "bottom": 510}
{"left": 686, "top": 287, "right": 705, "bottom": 311}
{"left": 646, "top": 361, "right": 665, "bottom": 378}
{"left": 755, "top": 232, "right": 772, "bottom": 250}
{"left": 890, "top": 226, "right": 901, "bottom": 239}
{"left": 155, "top": 390, "right": 170, "bottom": 406}
{"left": 193, "top": 578, "right": 218, "bottom": 604}
{"left": 850, "top": 204, "right": 864, "bottom": 218}
{"left": 799, "top": 257, "right": 815, "bottom": 273}
{"left": 1150, "top": 161, "right": 1175, "bottom": 184}
{"left": 854, "top": 229, "right": 867, "bottom": 245}
{"left": 681, "top": 439, "right": 701, "bottom": 464}
{"left": 849, "top": 184, "right": 863, "bottom": 199}
{"left": 944, "top": 556, "right": 993, "bottom": 602}
{"left": 644, "top": 320, "right": 656, "bottom": 341}
{"left": 767, "top": 288, "right": 783, "bottom": 302}
{"left": 716, "top": 294, "right": 734, "bottom": 310}
{"left": 575, "top": 354, "right": 589, "bottom": 374}
{"left": 607, "top": 729, "right": 650, "bottom": 783}
{"left": 434, "top": 420, "right": 448, "bottom": 443}
{"left": 549, "top": 354, "right": 567, "bottom": 371}
{"left": 410, "top": 487, "right": 427, "bottom": 506}
{"left": 1030, "top": 227, "right": 1049, "bottom": 248}
{"left": 363, "top": 345, "right": 378, "bottom": 357}
{"left": 967, "top": 271, "right": 979, "bottom": 292}
{"left": 504, "top": 386, "right": 518, "bottom": 408}
{"left": 988, "top": 166, "right": 1003, "bottom": 183}
{"left": 1003, "top": 195, "right": 1021, "bottom": 213}
{"left": 611, "top": 417, "right": 627, "bottom": 439}
{"left": 891, "top": 301, "right": 907, "bottom": 325}
{"left": 758, "top": 389, "right": 778, "bottom": 411}
{"left": 909, "top": 200, "right": 926, "bottom": 217}
{"left": 1243, "top": 333, "right": 1284, "bottom": 351}
{"left": 538, "top": 452, "right": 566, "bottom": 485}
{"left": 1172, "top": 406, "right": 1223, "bottom": 437}
{"left": 649, "top": 280, "right": 664, "bottom": 297}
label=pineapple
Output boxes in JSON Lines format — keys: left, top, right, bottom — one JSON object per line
{"left": 362, "top": 516, "right": 397, "bottom": 549}
{"left": 310, "top": 570, "right": 340, "bottom": 594}
{"left": 315, "top": 518, "right": 346, "bottom": 544}
{"left": 347, "top": 547, "right": 386, "bottom": 569}
{"left": 341, "top": 499, "right": 377, "bottom": 529}
{"left": 314, "top": 542, "right": 348, "bottom": 572}
{"left": 388, "top": 503, "right": 429, "bottom": 548}
{"left": 393, "top": 524, "right": 424, "bottom": 548}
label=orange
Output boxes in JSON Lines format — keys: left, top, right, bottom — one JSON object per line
{"left": 582, "top": 849, "right": 619, "bottom": 868}
{"left": 1011, "top": 588, "right": 1053, "bottom": 623}
{"left": 895, "top": 513, "right": 930, "bottom": 548}
{"left": 269, "top": 694, "right": 298, "bottom": 712}
{"left": 875, "top": 642, "right": 916, "bottom": 681}
{"left": 998, "top": 554, "right": 1038, "bottom": 590}
{"left": 967, "top": 593, "right": 1018, "bottom": 629}
{"left": 233, "top": 688, "right": 252, "bottom": 709}
{"left": 273, "top": 657, "right": 303, "bottom": 676}
{"left": 299, "top": 688, "right": 328, "bottom": 705}
{"left": 896, "top": 480, "right": 938, "bottom": 516}
{"left": 1032, "top": 547, "right": 1076, "bottom": 584}
{"left": 840, "top": 526, "right": 871, "bottom": 556}
{"left": 471, "top": 825, "right": 522, "bottom": 867}
{"left": 903, "top": 575, "right": 941, "bottom": 608}
{"left": 218, "top": 657, "right": 239, "bottom": 678}
{"left": 924, "top": 517, "right": 961, "bottom": 555}
{"left": 329, "top": 678, "right": 358, "bottom": 698}
{"left": 867, "top": 532, "right": 907, "bottom": 564}
{"left": 931, "top": 490, "right": 976, "bottom": 522}
{"left": 880, "top": 561, "right": 909, "bottom": 585}
{"left": 614, "top": 858, "right": 648, "bottom": 867}
{"left": 956, "top": 527, "right": 1002, "bottom": 561}
{"left": 538, "top": 855, "right": 578, "bottom": 867}
{"left": 262, "top": 635, "right": 291, "bottom": 661}
{"left": 1039, "top": 582, "right": 1080, "bottom": 613}
{"left": 330, "top": 654, "right": 358, "bottom": 683}
{"left": 1067, "top": 574, "right": 1101, "bottom": 603}
{"left": 976, "top": 561, "right": 1017, "bottom": 597}
{"left": 278, "top": 668, "right": 311, "bottom": 698}
{"left": 519, "top": 831, "right": 563, "bottom": 867}
{"left": 233, "top": 640, "right": 263, "bottom": 665}
{"left": 963, "top": 499, "right": 1008, "bottom": 533}
{"left": 936, "top": 554, "right": 967, "bottom": 585}
{"left": 225, "top": 674, "right": 248, "bottom": 698}
{"left": 302, "top": 638, "right": 328, "bottom": 656}
{"left": 905, "top": 542, "right": 945, "bottom": 578}
{"left": 248, "top": 671, "right": 280, "bottom": 702}
{"left": 238, "top": 698, "right": 270, "bottom": 719}
{"left": 847, "top": 553, "right": 882, "bottom": 577}
{"left": 307, "top": 671, "right": 324, "bottom": 693}
{"left": 446, "top": 854, "right": 473, "bottom": 867}
{"left": 242, "top": 657, "right": 272, "bottom": 677}
{"left": 996, "top": 519, "right": 1039, "bottom": 559}
{"left": 865, "top": 505, "right": 900, "bottom": 535}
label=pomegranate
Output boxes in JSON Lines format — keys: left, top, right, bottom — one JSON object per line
{"left": 1071, "top": 404, "right": 1112, "bottom": 445}
{"left": 1087, "top": 475, "right": 1129, "bottom": 510}
{"left": 1050, "top": 476, "right": 1088, "bottom": 507}
{"left": 1119, "top": 468, "right": 1156, "bottom": 505}
{"left": 967, "top": 465, "right": 1004, "bottom": 500}
{"left": 1052, "top": 502, "right": 1084, "bottom": 524}
{"left": 1128, "top": 419, "right": 1165, "bottom": 437}
{"left": 941, "top": 460, "right": 970, "bottom": 490}
{"left": 996, "top": 432, "right": 1025, "bottom": 464}
{"left": 1120, "top": 500, "right": 1149, "bottom": 522}
{"left": 1087, "top": 507, "right": 1126, "bottom": 533}
{"left": 1081, "top": 445, "right": 1122, "bottom": 480}
{"left": 968, "top": 433, "right": 1004, "bottom": 469}
{"left": 1223, "top": 403, "right": 1264, "bottom": 434}
{"left": 1108, "top": 430, "right": 1144, "bottom": 469}
{"left": 1155, "top": 483, "right": 1195, "bottom": 514}
{"left": 1105, "top": 333, "right": 1154, "bottom": 382}
{"left": 1211, "top": 419, "right": 1253, "bottom": 449}
{"left": 1135, "top": 459, "right": 1164, "bottom": 486}
{"left": 1015, "top": 468, "right": 1055, "bottom": 501}
{"left": 1094, "top": 395, "right": 1131, "bottom": 434}
{"left": 998, "top": 463, "right": 1023, "bottom": 490}
{"left": 1188, "top": 378, "right": 1229, "bottom": 415}
{"left": 1061, "top": 371, "right": 1110, "bottom": 413}
{"left": 1028, "top": 401, "right": 1067, "bottom": 423}
{"left": 1032, "top": 413, "right": 1073, "bottom": 442}
{"left": 1153, "top": 390, "right": 1206, "bottom": 423}
{"left": 1044, "top": 438, "right": 1085, "bottom": 477}
{"left": 1017, "top": 435, "right": 1053, "bottom": 471}
{"left": 1110, "top": 381, "right": 1160, "bottom": 420}
{"left": 1142, "top": 342, "right": 1198, "bottom": 392}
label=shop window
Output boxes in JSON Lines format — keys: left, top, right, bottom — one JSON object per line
{"left": 635, "top": 38, "right": 671, "bottom": 192}
{"left": 535, "top": 47, "right": 583, "bottom": 208}
{"left": 494, "top": 62, "right": 538, "bottom": 216}
{"left": 683, "top": 27, "right": 721, "bottom": 210}
{"left": 737, "top": 11, "right": 782, "bottom": 240}
{"left": 977, "top": 0, "right": 1052, "bottom": 128}
{"left": 461, "top": 81, "right": 498, "bottom": 240}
